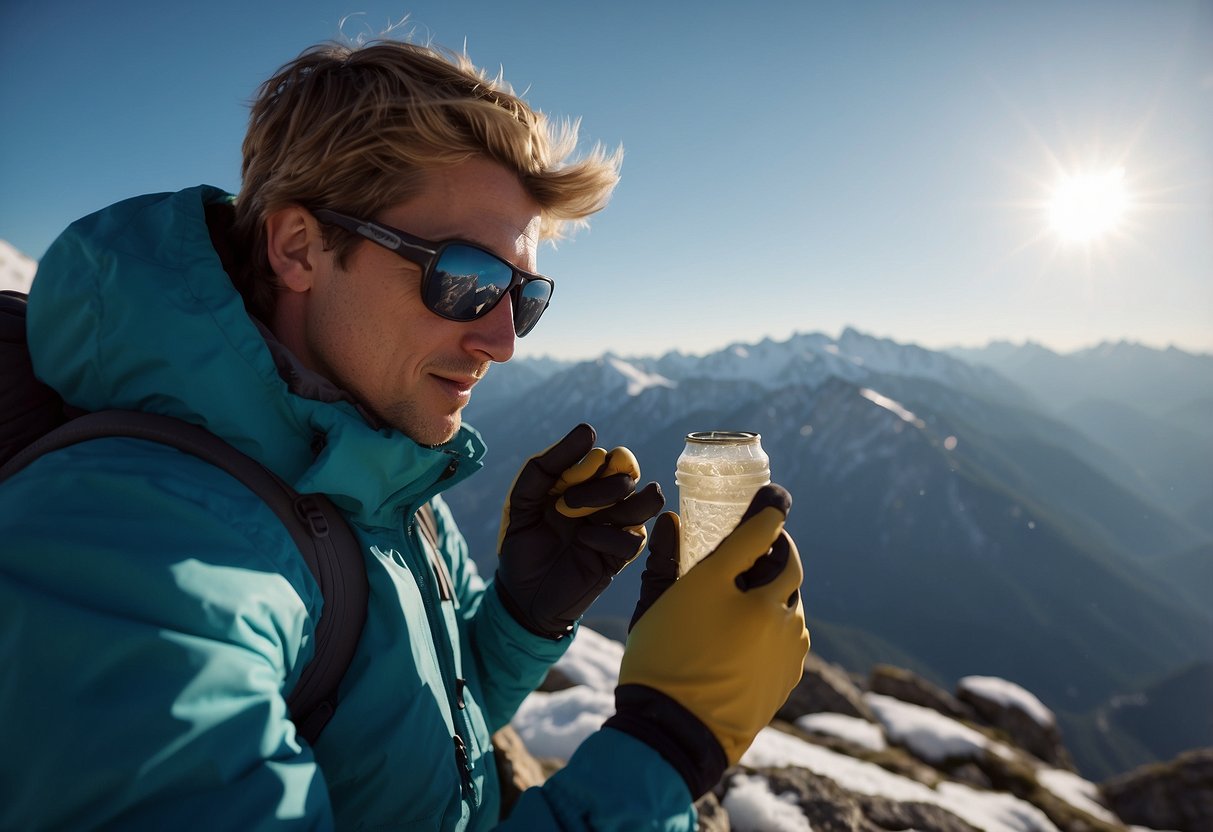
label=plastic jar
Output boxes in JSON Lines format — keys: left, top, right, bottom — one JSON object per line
{"left": 675, "top": 431, "right": 770, "bottom": 569}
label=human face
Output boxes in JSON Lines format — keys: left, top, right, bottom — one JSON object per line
{"left": 296, "top": 157, "right": 543, "bottom": 445}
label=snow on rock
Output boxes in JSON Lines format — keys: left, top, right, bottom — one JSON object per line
{"left": 512, "top": 630, "right": 1124, "bottom": 831}
{"left": 743, "top": 728, "right": 1058, "bottom": 832}
{"left": 509, "top": 627, "right": 625, "bottom": 758}
{"left": 549, "top": 626, "right": 621, "bottom": 693}
{"left": 510, "top": 686, "right": 614, "bottom": 761}
{"left": 1036, "top": 767, "right": 1118, "bottom": 824}
{"left": 959, "top": 676, "right": 1055, "bottom": 727}
{"left": 723, "top": 774, "right": 813, "bottom": 832}
{"left": 863, "top": 692, "right": 989, "bottom": 763}
{"left": 795, "top": 712, "right": 887, "bottom": 752}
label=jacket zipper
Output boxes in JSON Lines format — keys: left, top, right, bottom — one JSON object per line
{"left": 405, "top": 456, "right": 479, "bottom": 808}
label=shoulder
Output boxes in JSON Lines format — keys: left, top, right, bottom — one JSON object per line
{"left": 1, "top": 435, "right": 320, "bottom": 623}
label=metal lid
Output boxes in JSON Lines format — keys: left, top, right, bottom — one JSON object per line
{"left": 685, "top": 431, "right": 761, "bottom": 444}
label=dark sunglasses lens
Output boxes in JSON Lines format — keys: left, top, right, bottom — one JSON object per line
{"left": 514, "top": 279, "right": 552, "bottom": 336}
{"left": 425, "top": 245, "right": 513, "bottom": 321}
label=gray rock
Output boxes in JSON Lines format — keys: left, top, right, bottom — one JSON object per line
{"left": 957, "top": 682, "right": 1075, "bottom": 771}
{"left": 537, "top": 665, "right": 577, "bottom": 692}
{"left": 1102, "top": 747, "right": 1213, "bottom": 832}
{"left": 720, "top": 766, "right": 979, "bottom": 832}
{"left": 869, "top": 664, "right": 976, "bottom": 722}
{"left": 695, "top": 791, "right": 731, "bottom": 832}
{"left": 778, "top": 651, "right": 876, "bottom": 723}
{"left": 493, "top": 726, "right": 548, "bottom": 817}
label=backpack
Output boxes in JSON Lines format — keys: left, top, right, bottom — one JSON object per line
{"left": 0, "top": 289, "right": 439, "bottom": 745}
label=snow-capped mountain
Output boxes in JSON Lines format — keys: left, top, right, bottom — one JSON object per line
{"left": 0, "top": 240, "right": 37, "bottom": 293}
{"left": 451, "top": 327, "right": 1213, "bottom": 781}
{"left": 643, "top": 328, "right": 1031, "bottom": 406}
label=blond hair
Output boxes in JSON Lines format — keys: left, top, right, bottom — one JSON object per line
{"left": 232, "top": 40, "right": 621, "bottom": 319}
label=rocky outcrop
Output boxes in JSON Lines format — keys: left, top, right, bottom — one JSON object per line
{"left": 717, "top": 766, "right": 980, "bottom": 832}
{"left": 777, "top": 651, "right": 875, "bottom": 723}
{"left": 869, "top": 664, "right": 975, "bottom": 722}
{"left": 509, "top": 631, "right": 1213, "bottom": 831}
{"left": 956, "top": 677, "right": 1075, "bottom": 771}
{"left": 1101, "top": 747, "right": 1213, "bottom": 832}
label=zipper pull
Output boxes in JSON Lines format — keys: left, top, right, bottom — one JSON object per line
{"left": 453, "top": 734, "right": 476, "bottom": 800}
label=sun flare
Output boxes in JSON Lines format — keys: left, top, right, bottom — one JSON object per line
{"left": 1047, "top": 167, "right": 1129, "bottom": 242}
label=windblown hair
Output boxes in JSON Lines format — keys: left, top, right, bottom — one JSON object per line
{"left": 232, "top": 40, "right": 621, "bottom": 320}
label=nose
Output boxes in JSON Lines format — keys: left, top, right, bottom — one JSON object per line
{"left": 463, "top": 293, "right": 517, "bottom": 363}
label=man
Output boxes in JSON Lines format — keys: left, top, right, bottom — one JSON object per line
{"left": 0, "top": 39, "right": 808, "bottom": 829}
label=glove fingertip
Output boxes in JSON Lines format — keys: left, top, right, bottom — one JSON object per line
{"left": 650, "top": 511, "right": 679, "bottom": 554}
{"left": 604, "top": 445, "right": 641, "bottom": 479}
{"left": 641, "top": 480, "right": 666, "bottom": 508}
{"left": 738, "top": 483, "right": 791, "bottom": 525}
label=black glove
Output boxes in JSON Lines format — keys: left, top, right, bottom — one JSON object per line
{"left": 605, "top": 485, "right": 809, "bottom": 797}
{"left": 495, "top": 423, "right": 665, "bottom": 638}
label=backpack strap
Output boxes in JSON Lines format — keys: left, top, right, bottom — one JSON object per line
{"left": 415, "top": 501, "right": 456, "bottom": 602}
{"left": 416, "top": 501, "right": 439, "bottom": 550}
{"left": 0, "top": 409, "right": 368, "bottom": 746}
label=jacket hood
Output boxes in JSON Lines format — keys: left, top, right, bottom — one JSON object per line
{"left": 27, "top": 186, "right": 485, "bottom": 527}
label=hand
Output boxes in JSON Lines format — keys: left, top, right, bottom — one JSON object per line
{"left": 605, "top": 485, "right": 810, "bottom": 796}
{"left": 494, "top": 423, "right": 665, "bottom": 639}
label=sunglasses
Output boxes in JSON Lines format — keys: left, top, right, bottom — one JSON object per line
{"left": 312, "top": 208, "right": 554, "bottom": 337}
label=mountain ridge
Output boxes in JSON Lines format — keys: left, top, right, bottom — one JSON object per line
{"left": 453, "top": 326, "right": 1213, "bottom": 781}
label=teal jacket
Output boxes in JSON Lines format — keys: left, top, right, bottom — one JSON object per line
{"left": 0, "top": 187, "right": 694, "bottom": 830}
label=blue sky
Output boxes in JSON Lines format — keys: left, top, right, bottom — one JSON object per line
{"left": 2, "top": 1, "right": 1210, "bottom": 360}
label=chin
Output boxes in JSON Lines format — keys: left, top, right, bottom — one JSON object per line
{"left": 376, "top": 398, "right": 464, "bottom": 447}
{"left": 404, "top": 414, "right": 463, "bottom": 447}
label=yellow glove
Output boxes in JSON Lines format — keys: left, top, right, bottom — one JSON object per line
{"left": 605, "top": 485, "right": 809, "bottom": 795}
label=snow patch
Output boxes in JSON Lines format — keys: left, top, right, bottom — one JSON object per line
{"left": 723, "top": 774, "right": 812, "bottom": 832}
{"left": 744, "top": 728, "right": 1058, "bottom": 832}
{"left": 864, "top": 693, "right": 989, "bottom": 763}
{"left": 959, "top": 676, "right": 1055, "bottom": 727}
{"left": 859, "top": 388, "right": 926, "bottom": 428}
{"left": 550, "top": 626, "right": 621, "bottom": 692}
{"left": 510, "top": 686, "right": 614, "bottom": 761}
{"left": 1036, "top": 767, "right": 1118, "bottom": 824}
{"left": 606, "top": 356, "right": 676, "bottom": 396}
{"left": 795, "top": 712, "right": 887, "bottom": 752}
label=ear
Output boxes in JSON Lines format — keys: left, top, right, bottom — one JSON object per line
{"left": 265, "top": 205, "right": 324, "bottom": 293}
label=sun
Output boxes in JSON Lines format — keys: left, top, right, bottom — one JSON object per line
{"left": 1046, "top": 167, "right": 1129, "bottom": 243}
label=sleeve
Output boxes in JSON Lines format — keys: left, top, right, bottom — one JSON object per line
{"left": 426, "top": 506, "right": 697, "bottom": 830}
{"left": 428, "top": 495, "right": 571, "bottom": 731}
{"left": 497, "top": 729, "right": 697, "bottom": 832}
{"left": 0, "top": 439, "right": 334, "bottom": 831}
